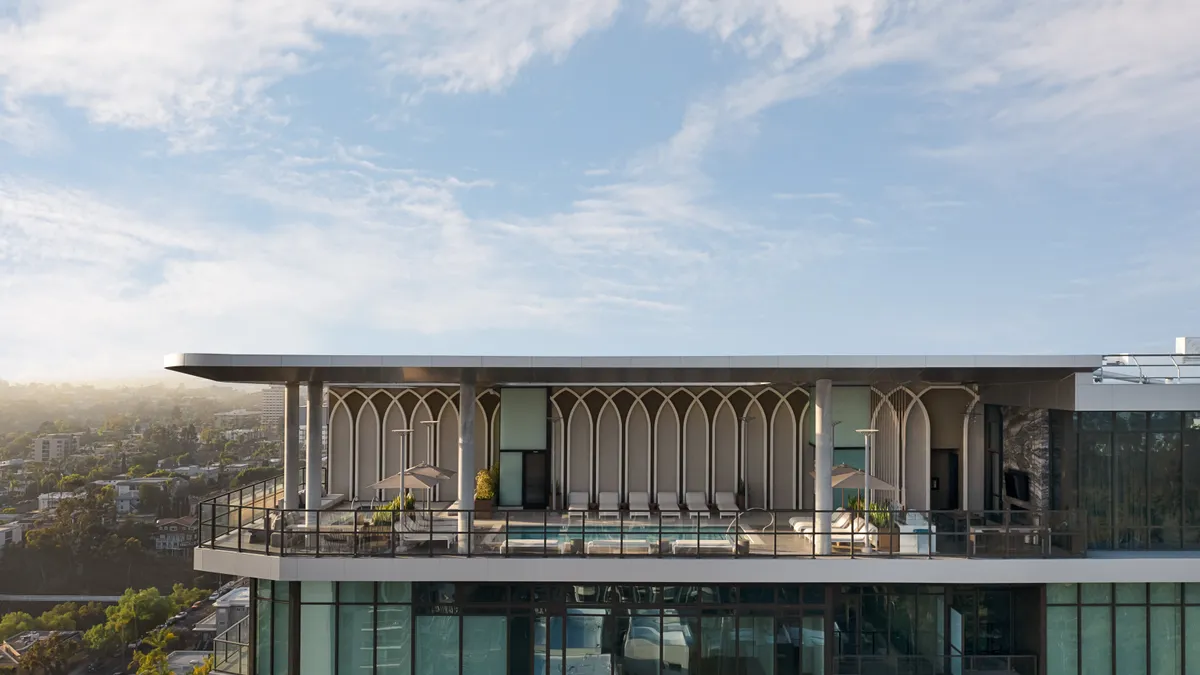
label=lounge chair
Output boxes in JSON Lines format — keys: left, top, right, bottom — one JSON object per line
{"left": 714, "top": 491, "right": 739, "bottom": 518}
{"left": 628, "top": 492, "right": 652, "bottom": 520}
{"left": 792, "top": 508, "right": 852, "bottom": 533}
{"left": 585, "top": 538, "right": 655, "bottom": 555}
{"left": 799, "top": 512, "right": 876, "bottom": 550}
{"left": 671, "top": 538, "right": 737, "bottom": 556}
{"left": 684, "top": 492, "right": 711, "bottom": 520}
{"left": 656, "top": 492, "right": 681, "bottom": 520}
{"left": 598, "top": 491, "right": 621, "bottom": 520}
{"left": 566, "top": 492, "right": 589, "bottom": 521}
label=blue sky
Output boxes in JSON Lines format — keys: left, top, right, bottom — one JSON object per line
{"left": 2, "top": 0, "right": 1199, "bottom": 381}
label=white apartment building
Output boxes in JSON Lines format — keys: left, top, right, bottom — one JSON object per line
{"left": 31, "top": 433, "right": 81, "bottom": 463}
{"left": 155, "top": 516, "right": 198, "bottom": 554}
{"left": 0, "top": 522, "right": 23, "bottom": 552}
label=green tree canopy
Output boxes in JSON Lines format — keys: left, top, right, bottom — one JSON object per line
{"left": 19, "top": 632, "right": 80, "bottom": 675}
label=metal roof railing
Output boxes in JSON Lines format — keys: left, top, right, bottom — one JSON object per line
{"left": 1094, "top": 353, "right": 1200, "bottom": 384}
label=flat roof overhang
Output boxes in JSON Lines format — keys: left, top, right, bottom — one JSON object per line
{"left": 164, "top": 353, "right": 1101, "bottom": 386}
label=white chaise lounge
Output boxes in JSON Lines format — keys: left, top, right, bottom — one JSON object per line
{"left": 714, "top": 491, "right": 739, "bottom": 518}
{"left": 567, "top": 492, "right": 590, "bottom": 521}
{"left": 628, "top": 492, "right": 652, "bottom": 520}
{"left": 657, "top": 492, "right": 681, "bottom": 520}
{"left": 685, "top": 492, "right": 711, "bottom": 520}
{"left": 598, "top": 492, "right": 621, "bottom": 520}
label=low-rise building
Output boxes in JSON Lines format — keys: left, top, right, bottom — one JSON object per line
{"left": 92, "top": 477, "right": 180, "bottom": 514}
{"left": 36, "top": 491, "right": 78, "bottom": 512}
{"left": 165, "top": 650, "right": 213, "bottom": 675}
{"left": 214, "top": 409, "right": 261, "bottom": 430}
{"left": 155, "top": 516, "right": 197, "bottom": 554}
{"left": 211, "top": 586, "right": 250, "bottom": 635}
{"left": 0, "top": 631, "right": 85, "bottom": 671}
{"left": 0, "top": 522, "right": 22, "bottom": 553}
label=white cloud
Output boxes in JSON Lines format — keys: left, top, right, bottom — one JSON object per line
{"left": 646, "top": 0, "right": 1200, "bottom": 166}
{"left": 0, "top": 0, "right": 619, "bottom": 143}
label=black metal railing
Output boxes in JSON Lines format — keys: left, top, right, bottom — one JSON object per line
{"left": 212, "top": 615, "right": 251, "bottom": 675}
{"left": 195, "top": 490, "right": 1086, "bottom": 559}
{"left": 834, "top": 654, "right": 1037, "bottom": 675}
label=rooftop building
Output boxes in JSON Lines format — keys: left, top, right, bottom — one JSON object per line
{"left": 171, "top": 340, "right": 1200, "bottom": 675}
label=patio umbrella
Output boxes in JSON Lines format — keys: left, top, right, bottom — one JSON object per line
{"left": 827, "top": 464, "right": 898, "bottom": 493}
{"left": 404, "top": 462, "right": 456, "bottom": 480}
{"left": 369, "top": 472, "right": 440, "bottom": 492}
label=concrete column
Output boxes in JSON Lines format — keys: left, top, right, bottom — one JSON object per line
{"left": 813, "top": 379, "right": 833, "bottom": 555}
{"left": 283, "top": 382, "right": 301, "bottom": 510}
{"left": 305, "top": 382, "right": 324, "bottom": 525}
{"left": 457, "top": 377, "right": 477, "bottom": 554}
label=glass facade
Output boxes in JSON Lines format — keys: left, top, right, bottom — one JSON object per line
{"left": 1046, "top": 583, "right": 1200, "bottom": 675}
{"left": 1067, "top": 411, "right": 1200, "bottom": 549}
{"left": 253, "top": 582, "right": 1039, "bottom": 675}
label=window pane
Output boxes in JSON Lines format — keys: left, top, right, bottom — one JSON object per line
{"left": 272, "top": 601, "right": 289, "bottom": 675}
{"left": 1116, "top": 584, "right": 1146, "bottom": 604}
{"left": 1186, "top": 584, "right": 1200, "bottom": 605}
{"left": 300, "top": 604, "right": 334, "bottom": 675}
{"left": 380, "top": 582, "right": 412, "bottom": 604}
{"left": 1080, "top": 412, "right": 1112, "bottom": 432}
{"left": 338, "top": 605, "right": 375, "bottom": 675}
{"left": 1185, "top": 607, "right": 1200, "bottom": 675}
{"left": 1080, "top": 606, "right": 1112, "bottom": 675}
{"left": 738, "top": 616, "right": 774, "bottom": 675}
{"left": 1115, "top": 412, "right": 1147, "bottom": 432}
{"left": 1184, "top": 432, "right": 1200, "bottom": 546}
{"left": 417, "top": 615, "right": 460, "bottom": 675}
{"left": 1082, "top": 584, "right": 1112, "bottom": 604}
{"left": 256, "top": 595, "right": 272, "bottom": 675}
{"left": 1148, "top": 433, "right": 1182, "bottom": 548}
{"left": 1149, "top": 606, "right": 1180, "bottom": 675}
{"left": 1114, "top": 606, "right": 1147, "bottom": 675}
{"left": 1116, "top": 433, "right": 1147, "bottom": 549}
{"left": 339, "top": 582, "right": 375, "bottom": 603}
{"left": 1048, "top": 584, "right": 1078, "bottom": 605}
{"left": 1046, "top": 606, "right": 1078, "bottom": 675}
{"left": 1079, "top": 432, "right": 1113, "bottom": 549}
{"left": 1150, "top": 583, "right": 1180, "bottom": 604}
{"left": 1149, "top": 412, "right": 1181, "bottom": 431}
{"left": 462, "top": 616, "right": 506, "bottom": 675}
{"left": 376, "top": 605, "right": 412, "bottom": 675}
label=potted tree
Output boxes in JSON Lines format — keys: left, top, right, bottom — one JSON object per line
{"left": 475, "top": 464, "right": 498, "bottom": 517}
{"left": 735, "top": 479, "right": 746, "bottom": 510}
{"left": 867, "top": 500, "right": 899, "bottom": 553}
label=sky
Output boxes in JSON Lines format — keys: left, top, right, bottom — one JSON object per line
{"left": 2, "top": 0, "right": 1199, "bottom": 382}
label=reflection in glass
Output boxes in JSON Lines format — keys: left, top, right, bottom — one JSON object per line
{"left": 462, "top": 616, "right": 506, "bottom": 675}
{"left": 1150, "top": 606, "right": 1180, "bottom": 675}
{"left": 1045, "top": 607, "right": 1078, "bottom": 675}
{"left": 1080, "top": 606, "right": 1112, "bottom": 675}
{"left": 1114, "top": 606, "right": 1147, "bottom": 675}
{"left": 376, "top": 605, "right": 412, "bottom": 675}
{"left": 416, "top": 615, "right": 458, "bottom": 675}
{"left": 337, "top": 605, "right": 373, "bottom": 675}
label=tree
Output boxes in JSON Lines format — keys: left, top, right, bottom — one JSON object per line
{"left": 168, "top": 584, "right": 210, "bottom": 612}
{"left": 19, "top": 632, "right": 80, "bottom": 675}
{"left": 104, "top": 588, "right": 173, "bottom": 644}
{"left": 191, "top": 655, "right": 215, "bottom": 674}
{"left": 129, "top": 628, "right": 176, "bottom": 675}
{"left": 56, "top": 473, "right": 87, "bottom": 492}
{"left": 0, "top": 611, "right": 37, "bottom": 641}
{"left": 138, "top": 484, "right": 166, "bottom": 514}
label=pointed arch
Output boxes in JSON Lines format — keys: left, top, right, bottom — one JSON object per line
{"left": 567, "top": 398, "right": 593, "bottom": 499}
{"left": 653, "top": 393, "right": 681, "bottom": 497}
{"left": 328, "top": 398, "right": 353, "bottom": 499}
{"left": 354, "top": 397, "right": 380, "bottom": 501}
{"left": 437, "top": 398, "right": 460, "bottom": 502}
{"left": 410, "top": 398, "right": 434, "bottom": 468}
{"left": 904, "top": 396, "right": 932, "bottom": 510}
{"left": 625, "top": 398, "right": 652, "bottom": 498}
{"left": 744, "top": 398, "right": 768, "bottom": 509}
{"left": 381, "top": 398, "right": 408, "bottom": 500}
{"left": 711, "top": 397, "right": 738, "bottom": 498}
{"left": 682, "top": 398, "right": 708, "bottom": 497}
{"left": 550, "top": 398, "right": 565, "bottom": 503}
{"left": 595, "top": 397, "right": 622, "bottom": 496}
{"left": 770, "top": 396, "right": 798, "bottom": 510}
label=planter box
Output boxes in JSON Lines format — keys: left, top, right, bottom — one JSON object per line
{"left": 474, "top": 498, "right": 495, "bottom": 518}
{"left": 876, "top": 528, "right": 900, "bottom": 554}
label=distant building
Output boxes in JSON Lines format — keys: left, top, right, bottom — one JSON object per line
{"left": 214, "top": 408, "right": 261, "bottom": 430}
{"left": 261, "top": 385, "right": 285, "bottom": 433}
{"left": 31, "top": 433, "right": 82, "bottom": 463}
{"left": 173, "top": 465, "right": 219, "bottom": 481}
{"left": 0, "top": 631, "right": 85, "bottom": 670}
{"left": 211, "top": 587, "right": 250, "bottom": 635}
{"left": 36, "top": 491, "right": 78, "bottom": 512}
{"left": 0, "top": 522, "right": 22, "bottom": 553}
{"left": 92, "top": 477, "right": 179, "bottom": 514}
{"left": 165, "top": 650, "right": 213, "bottom": 675}
{"left": 155, "top": 516, "right": 197, "bottom": 555}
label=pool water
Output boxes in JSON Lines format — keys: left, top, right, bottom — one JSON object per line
{"left": 507, "top": 525, "right": 736, "bottom": 543}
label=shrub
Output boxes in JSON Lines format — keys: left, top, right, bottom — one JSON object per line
{"left": 474, "top": 464, "right": 499, "bottom": 501}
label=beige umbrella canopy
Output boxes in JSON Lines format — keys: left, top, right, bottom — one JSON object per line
{"left": 368, "top": 473, "right": 440, "bottom": 491}
{"left": 827, "top": 464, "right": 898, "bottom": 493}
{"left": 405, "top": 462, "right": 456, "bottom": 480}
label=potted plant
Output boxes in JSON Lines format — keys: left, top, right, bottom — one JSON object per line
{"left": 475, "top": 463, "right": 499, "bottom": 517}
{"left": 735, "top": 479, "right": 746, "bottom": 510}
{"left": 554, "top": 480, "right": 562, "bottom": 511}
{"left": 867, "top": 500, "right": 899, "bottom": 553}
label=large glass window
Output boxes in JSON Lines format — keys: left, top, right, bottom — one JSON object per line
{"left": 253, "top": 582, "right": 1039, "bottom": 674}
{"left": 1070, "top": 411, "right": 1200, "bottom": 550}
{"left": 1046, "top": 583, "right": 1200, "bottom": 675}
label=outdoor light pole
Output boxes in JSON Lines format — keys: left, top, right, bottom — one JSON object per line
{"left": 856, "top": 428, "right": 879, "bottom": 554}
{"left": 390, "top": 429, "right": 413, "bottom": 507}
{"left": 421, "top": 420, "right": 438, "bottom": 500}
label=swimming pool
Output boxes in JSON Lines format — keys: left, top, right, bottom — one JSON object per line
{"left": 504, "top": 524, "right": 738, "bottom": 544}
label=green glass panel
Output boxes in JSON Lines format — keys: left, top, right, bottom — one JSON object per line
{"left": 1116, "top": 583, "right": 1147, "bottom": 603}
{"left": 376, "top": 605, "right": 412, "bottom": 675}
{"left": 1045, "top": 606, "right": 1079, "bottom": 675}
{"left": 1149, "top": 606, "right": 1180, "bottom": 675}
{"left": 1150, "top": 583, "right": 1180, "bottom": 604}
{"left": 417, "top": 615, "right": 460, "bottom": 675}
{"left": 1081, "top": 584, "right": 1112, "bottom": 604}
{"left": 338, "top": 605, "right": 375, "bottom": 675}
{"left": 1047, "top": 584, "right": 1078, "bottom": 605}
{"left": 1080, "top": 606, "right": 1112, "bottom": 675}
{"left": 1185, "top": 607, "right": 1200, "bottom": 674}
{"left": 339, "top": 581, "right": 375, "bottom": 603}
{"left": 1114, "top": 606, "right": 1147, "bottom": 675}
{"left": 463, "top": 616, "right": 507, "bottom": 675}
